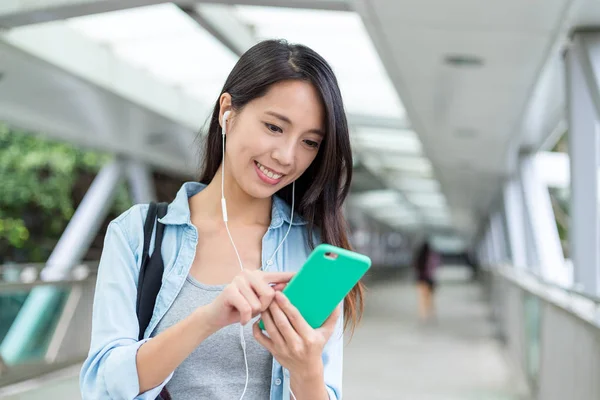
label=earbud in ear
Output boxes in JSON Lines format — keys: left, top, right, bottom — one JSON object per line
{"left": 222, "top": 111, "right": 231, "bottom": 135}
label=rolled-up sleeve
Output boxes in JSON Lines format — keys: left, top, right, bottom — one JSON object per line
{"left": 79, "top": 216, "right": 173, "bottom": 400}
{"left": 322, "top": 304, "right": 344, "bottom": 400}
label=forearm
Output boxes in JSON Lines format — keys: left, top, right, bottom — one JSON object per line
{"left": 289, "top": 361, "right": 329, "bottom": 400}
{"left": 136, "top": 305, "right": 217, "bottom": 394}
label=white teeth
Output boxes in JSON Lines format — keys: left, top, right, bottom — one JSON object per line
{"left": 257, "top": 162, "right": 282, "bottom": 180}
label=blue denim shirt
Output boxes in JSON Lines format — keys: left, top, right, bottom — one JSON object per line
{"left": 80, "top": 182, "right": 343, "bottom": 400}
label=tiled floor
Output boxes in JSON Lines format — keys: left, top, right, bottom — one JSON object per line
{"left": 343, "top": 267, "right": 530, "bottom": 400}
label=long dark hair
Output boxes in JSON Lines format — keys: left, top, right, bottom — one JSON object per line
{"left": 199, "top": 39, "right": 364, "bottom": 333}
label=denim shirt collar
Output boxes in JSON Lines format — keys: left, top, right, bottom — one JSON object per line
{"left": 159, "top": 181, "right": 307, "bottom": 228}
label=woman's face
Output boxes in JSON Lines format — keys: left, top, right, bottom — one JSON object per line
{"left": 221, "top": 80, "right": 325, "bottom": 199}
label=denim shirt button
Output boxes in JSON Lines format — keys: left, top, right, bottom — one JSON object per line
{"left": 275, "top": 378, "right": 282, "bottom": 386}
{"left": 267, "top": 260, "right": 274, "bottom": 266}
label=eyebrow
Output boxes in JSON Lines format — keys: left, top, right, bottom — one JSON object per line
{"left": 265, "top": 111, "right": 325, "bottom": 137}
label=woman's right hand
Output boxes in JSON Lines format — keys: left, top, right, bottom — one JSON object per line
{"left": 205, "top": 270, "right": 295, "bottom": 330}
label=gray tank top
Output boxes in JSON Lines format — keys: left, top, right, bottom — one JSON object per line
{"left": 152, "top": 275, "right": 273, "bottom": 399}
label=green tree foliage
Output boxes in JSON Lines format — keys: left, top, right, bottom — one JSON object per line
{"left": 0, "top": 124, "right": 131, "bottom": 263}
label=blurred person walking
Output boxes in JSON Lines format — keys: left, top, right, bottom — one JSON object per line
{"left": 413, "top": 240, "right": 440, "bottom": 321}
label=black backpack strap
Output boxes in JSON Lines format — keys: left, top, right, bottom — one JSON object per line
{"left": 136, "top": 202, "right": 157, "bottom": 320}
{"left": 136, "top": 202, "right": 168, "bottom": 340}
{"left": 141, "top": 203, "right": 158, "bottom": 269}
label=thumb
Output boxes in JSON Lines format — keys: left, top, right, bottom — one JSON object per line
{"left": 262, "top": 271, "right": 295, "bottom": 284}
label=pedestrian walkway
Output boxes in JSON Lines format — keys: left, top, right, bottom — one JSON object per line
{"left": 1, "top": 267, "right": 530, "bottom": 400}
{"left": 343, "top": 266, "right": 530, "bottom": 400}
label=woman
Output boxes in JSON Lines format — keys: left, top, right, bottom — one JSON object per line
{"left": 414, "top": 240, "right": 439, "bottom": 321}
{"left": 80, "top": 39, "right": 364, "bottom": 400}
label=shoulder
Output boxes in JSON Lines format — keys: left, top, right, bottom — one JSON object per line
{"left": 108, "top": 204, "right": 150, "bottom": 250}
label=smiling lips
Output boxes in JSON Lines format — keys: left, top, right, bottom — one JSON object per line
{"left": 255, "top": 161, "right": 285, "bottom": 184}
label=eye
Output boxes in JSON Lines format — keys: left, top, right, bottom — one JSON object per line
{"left": 264, "top": 123, "right": 283, "bottom": 133}
{"left": 304, "top": 139, "right": 320, "bottom": 149}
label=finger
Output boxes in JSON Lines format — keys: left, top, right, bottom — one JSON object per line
{"left": 236, "top": 279, "right": 263, "bottom": 314}
{"left": 272, "top": 283, "right": 287, "bottom": 291}
{"left": 261, "top": 309, "right": 285, "bottom": 346}
{"left": 227, "top": 287, "right": 252, "bottom": 325}
{"left": 317, "top": 304, "right": 342, "bottom": 336}
{"left": 246, "top": 273, "right": 276, "bottom": 311}
{"left": 270, "top": 299, "right": 302, "bottom": 344}
{"left": 262, "top": 272, "right": 295, "bottom": 284}
{"left": 253, "top": 322, "right": 274, "bottom": 352}
{"left": 274, "top": 291, "right": 313, "bottom": 338}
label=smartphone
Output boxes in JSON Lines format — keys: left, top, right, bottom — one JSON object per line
{"left": 258, "top": 244, "right": 371, "bottom": 330}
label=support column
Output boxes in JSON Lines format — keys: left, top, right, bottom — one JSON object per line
{"left": 503, "top": 178, "right": 528, "bottom": 269}
{"left": 565, "top": 31, "right": 600, "bottom": 294}
{"left": 477, "top": 235, "right": 487, "bottom": 267}
{"left": 126, "top": 160, "right": 157, "bottom": 204}
{"left": 484, "top": 227, "right": 493, "bottom": 266}
{"left": 42, "top": 160, "right": 125, "bottom": 280}
{"left": 491, "top": 211, "right": 506, "bottom": 264}
{"left": 0, "top": 160, "right": 125, "bottom": 364}
{"left": 519, "top": 154, "right": 565, "bottom": 283}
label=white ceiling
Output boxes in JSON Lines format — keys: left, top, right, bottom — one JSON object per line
{"left": 354, "top": 0, "right": 575, "bottom": 238}
{"left": 2, "top": 0, "right": 598, "bottom": 244}
{"left": 0, "top": 38, "right": 199, "bottom": 177}
{"left": 0, "top": 1, "right": 453, "bottom": 235}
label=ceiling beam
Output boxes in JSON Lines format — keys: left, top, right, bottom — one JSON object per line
{"left": 0, "top": 0, "right": 351, "bottom": 29}
{"left": 193, "top": 0, "right": 352, "bottom": 12}
{"left": 2, "top": 22, "right": 206, "bottom": 130}
{"left": 184, "top": 4, "right": 405, "bottom": 135}
{"left": 0, "top": 101, "right": 195, "bottom": 178}
{"left": 0, "top": 0, "right": 171, "bottom": 29}
{"left": 182, "top": 3, "right": 256, "bottom": 57}
{"left": 0, "top": 23, "right": 202, "bottom": 176}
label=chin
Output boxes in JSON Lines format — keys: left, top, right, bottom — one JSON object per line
{"left": 243, "top": 182, "right": 280, "bottom": 200}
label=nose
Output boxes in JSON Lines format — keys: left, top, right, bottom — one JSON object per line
{"left": 271, "top": 138, "right": 295, "bottom": 168}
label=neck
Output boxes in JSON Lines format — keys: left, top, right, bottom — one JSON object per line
{"left": 193, "top": 166, "right": 272, "bottom": 226}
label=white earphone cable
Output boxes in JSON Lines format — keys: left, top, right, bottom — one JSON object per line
{"left": 222, "top": 124, "right": 245, "bottom": 272}
{"left": 264, "top": 181, "right": 295, "bottom": 272}
{"left": 222, "top": 113, "right": 297, "bottom": 400}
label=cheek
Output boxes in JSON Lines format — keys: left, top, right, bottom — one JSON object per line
{"left": 240, "top": 132, "right": 274, "bottom": 157}
{"left": 228, "top": 133, "right": 260, "bottom": 161}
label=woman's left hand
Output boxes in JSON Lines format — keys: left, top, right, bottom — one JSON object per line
{"left": 252, "top": 291, "right": 341, "bottom": 376}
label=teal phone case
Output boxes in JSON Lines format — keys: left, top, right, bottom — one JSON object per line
{"left": 258, "top": 244, "right": 371, "bottom": 330}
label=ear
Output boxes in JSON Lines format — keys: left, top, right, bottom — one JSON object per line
{"left": 219, "top": 93, "right": 233, "bottom": 129}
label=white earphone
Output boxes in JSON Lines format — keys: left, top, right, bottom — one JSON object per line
{"left": 220, "top": 109, "right": 296, "bottom": 400}
{"left": 222, "top": 111, "right": 231, "bottom": 136}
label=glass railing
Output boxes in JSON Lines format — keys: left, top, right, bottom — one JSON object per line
{"left": 1, "top": 287, "right": 70, "bottom": 363}
{"left": 0, "top": 263, "right": 97, "bottom": 389}
{"left": 524, "top": 293, "right": 541, "bottom": 390}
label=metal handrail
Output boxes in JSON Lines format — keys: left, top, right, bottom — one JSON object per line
{"left": 0, "top": 263, "right": 47, "bottom": 271}
{"left": 0, "top": 272, "right": 97, "bottom": 386}
{"left": 0, "top": 274, "right": 97, "bottom": 294}
{"left": 0, "top": 261, "right": 99, "bottom": 271}
{"left": 500, "top": 265, "right": 600, "bottom": 304}
{"left": 0, "top": 261, "right": 99, "bottom": 294}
